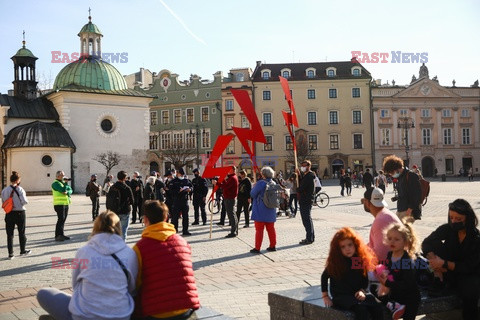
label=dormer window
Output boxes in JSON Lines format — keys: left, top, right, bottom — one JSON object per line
{"left": 306, "top": 68, "right": 316, "bottom": 79}
{"left": 326, "top": 68, "right": 336, "bottom": 77}
{"left": 262, "top": 70, "right": 271, "bottom": 80}
{"left": 352, "top": 67, "right": 361, "bottom": 76}
{"left": 236, "top": 73, "right": 244, "bottom": 82}
{"left": 281, "top": 68, "right": 291, "bottom": 79}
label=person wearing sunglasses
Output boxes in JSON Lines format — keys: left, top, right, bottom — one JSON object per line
{"left": 422, "top": 199, "right": 480, "bottom": 320}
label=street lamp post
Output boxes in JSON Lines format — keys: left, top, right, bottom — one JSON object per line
{"left": 190, "top": 124, "right": 205, "bottom": 169}
{"left": 397, "top": 117, "right": 415, "bottom": 167}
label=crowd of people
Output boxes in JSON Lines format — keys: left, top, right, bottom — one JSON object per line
{"left": 2, "top": 153, "right": 479, "bottom": 320}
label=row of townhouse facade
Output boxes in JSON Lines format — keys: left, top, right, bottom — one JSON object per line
{"left": 126, "top": 61, "right": 480, "bottom": 178}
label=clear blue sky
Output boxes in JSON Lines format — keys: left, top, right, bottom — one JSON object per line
{"left": 1, "top": 0, "right": 479, "bottom": 93}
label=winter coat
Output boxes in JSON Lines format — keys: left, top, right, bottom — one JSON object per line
{"left": 250, "top": 179, "right": 277, "bottom": 223}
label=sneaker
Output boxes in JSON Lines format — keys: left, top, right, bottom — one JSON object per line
{"left": 387, "top": 302, "right": 405, "bottom": 320}
{"left": 266, "top": 247, "right": 276, "bottom": 252}
{"left": 8, "top": 254, "right": 14, "bottom": 260}
{"left": 225, "top": 233, "right": 237, "bottom": 238}
{"left": 216, "top": 222, "right": 225, "bottom": 226}
{"left": 250, "top": 248, "right": 260, "bottom": 254}
{"left": 55, "top": 235, "right": 64, "bottom": 242}
{"left": 243, "top": 224, "right": 249, "bottom": 228}
{"left": 191, "top": 221, "right": 199, "bottom": 225}
{"left": 62, "top": 235, "right": 71, "bottom": 240}
{"left": 182, "top": 231, "right": 192, "bottom": 236}
{"left": 202, "top": 222, "right": 207, "bottom": 225}
{"left": 20, "top": 250, "right": 31, "bottom": 256}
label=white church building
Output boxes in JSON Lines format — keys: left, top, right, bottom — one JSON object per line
{"left": 0, "top": 15, "right": 153, "bottom": 193}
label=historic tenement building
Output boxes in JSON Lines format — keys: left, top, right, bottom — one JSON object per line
{"left": 140, "top": 71, "right": 222, "bottom": 174}
{"left": 251, "top": 59, "right": 373, "bottom": 178}
{"left": 371, "top": 64, "right": 480, "bottom": 177}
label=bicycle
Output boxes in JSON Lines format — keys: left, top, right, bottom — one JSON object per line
{"left": 208, "top": 194, "right": 223, "bottom": 214}
{"left": 314, "top": 191, "right": 330, "bottom": 208}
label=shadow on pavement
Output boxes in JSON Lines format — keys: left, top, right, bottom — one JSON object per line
{"left": 0, "top": 261, "right": 52, "bottom": 277}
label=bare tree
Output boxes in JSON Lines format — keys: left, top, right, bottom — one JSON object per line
{"left": 286, "top": 133, "right": 320, "bottom": 167}
{"left": 93, "top": 151, "right": 121, "bottom": 176}
{"left": 37, "top": 70, "right": 54, "bottom": 95}
{"left": 162, "top": 141, "right": 197, "bottom": 170}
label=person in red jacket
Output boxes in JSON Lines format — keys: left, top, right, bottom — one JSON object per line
{"left": 216, "top": 166, "right": 239, "bottom": 238}
{"left": 132, "top": 201, "right": 199, "bottom": 320}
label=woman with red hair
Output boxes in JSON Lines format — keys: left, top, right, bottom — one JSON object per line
{"left": 321, "top": 227, "right": 384, "bottom": 320}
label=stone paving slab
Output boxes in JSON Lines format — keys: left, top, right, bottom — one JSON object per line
{"left": 0, "top": 179, "right": 478, "bottom": 319}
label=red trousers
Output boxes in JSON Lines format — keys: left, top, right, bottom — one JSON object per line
{"left": 254, "top": 221, "right": 276, "bottom": 250}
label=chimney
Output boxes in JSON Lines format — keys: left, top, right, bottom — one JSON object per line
{"left": 256, "top": 61, "right": 262, "bottom": 67}
{"left": 375, "top": 79, "right": 382, "bottom": 86}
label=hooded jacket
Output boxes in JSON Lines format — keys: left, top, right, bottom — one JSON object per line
{"left": 69, "top": 233, "right": 138, "bottom": 320}
{"left": 133, "top": 222, "right": 200, "bottom": 318}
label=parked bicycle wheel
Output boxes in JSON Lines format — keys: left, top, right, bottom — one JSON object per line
{"left": 315, "top": 192, "right": 330, "bottom": 208}
{"left": 208, "top": 198, "right": 221, "bottom": 214}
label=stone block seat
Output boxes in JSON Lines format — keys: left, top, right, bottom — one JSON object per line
{"left": 268, "top": 285, "right": 462, "bottom": 320}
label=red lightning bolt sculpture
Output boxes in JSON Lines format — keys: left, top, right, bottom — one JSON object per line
{"left": 230, "top": 89, "right": 266, "bottom": 171}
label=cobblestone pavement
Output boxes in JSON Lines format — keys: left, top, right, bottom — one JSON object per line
{"left": 0, "top": 178, "right": 478, "bottom": 319}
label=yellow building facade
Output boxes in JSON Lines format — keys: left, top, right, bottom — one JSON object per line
{"left": 251, "top": 60, "right": 373, "bottom": 178}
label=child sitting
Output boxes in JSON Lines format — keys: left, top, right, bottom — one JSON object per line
{"left": 376, "top": 222, "right": 421, "bottom": 320}
{"left": 132, "top": 200, "right": 200, "bottom": 320}
{"left": 321, "top": 227, "right": 384, "bottom": 320}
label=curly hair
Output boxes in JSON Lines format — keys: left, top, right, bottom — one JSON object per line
{"left": 382, "top": 155, "right": 404, "bottom": 174}
{"left": 384, "top": 222, "right": 419, "bottom": 259}
{"left": 326, "top": 227, "right": 377, "bottom": 279}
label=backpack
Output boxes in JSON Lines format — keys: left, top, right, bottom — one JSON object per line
{"left": 2, "top": 186, "right": 20, "bottom": 214}
{"left": 407, "top": 171, "right": 430, "bottom": 206}
{"left": 262, "top": 180, "right": 285, "bottom": 209}
{"left": 106, "top": 185, "right": 122, "bottom": 214}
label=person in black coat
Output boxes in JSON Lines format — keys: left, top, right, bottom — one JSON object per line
{"left": 296, "top": 160, "right": 316, "bottom": 245}
{"left": 153, "top": 172, "right": 165, "bottom": 202}
{"left": 144, "top": 176, "right": 156, "bottom": 202}
{"left": 362, "top": 168, "right": 374, "bottom": 188}
{"left": 129, "top": 172, "right": 144, "bottom": 224}
{"left": 422, "top": 199, "right": 480, "bottom": 320}
{"left": 191, "top": 168, "right": 208, "bottom": 225}
{"left": 383, "top": 155, "right": 422, "bottom": 221}
{"left": 236, "top": 170, "right": 252, "bottom": 228}
{"left": 169, "top": 168, "right": 193, "bottom": 235}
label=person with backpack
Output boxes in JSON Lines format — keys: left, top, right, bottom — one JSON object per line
{"left": 375, "top": 170, "right": 387, "bottom": 194}
{"left": 383, "top": 155, "right": 422, "bottom": 222}
{"left": 86, "top": 174, "right": 101, "bottom": 221}
{"left": 249, "top": 166, "right": 277, "bottom": 253}
{"left": 296, "top": 160, "right": 316, "bottom": 245}
{"left": 2, "top": 171, "right": 30, "bottom": 259}
{"left": 106, "top": 171, "right": 134, "bottom": 241}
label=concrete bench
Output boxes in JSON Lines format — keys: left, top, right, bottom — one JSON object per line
{"left": 268, "top": 285, "right": 462, "bottom": 320}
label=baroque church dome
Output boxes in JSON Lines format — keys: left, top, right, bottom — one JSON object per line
{"left": 53, "top": 14, "right": 127, "bottom": 92}
{"left": 53, "top": 57, "right": 127, "bottom": 91}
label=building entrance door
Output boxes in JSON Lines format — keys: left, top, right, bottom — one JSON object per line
{"left": 332, "top": 159, "right": 344, "bottom": 179}
{"left": 462, "top": 157, "right": 473, "bottom": 176}
{"left": 421, "top": 157, "right": 434, "bottom": 177}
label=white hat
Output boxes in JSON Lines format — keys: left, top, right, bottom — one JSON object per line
{"left": 369, "top": 188, "right": 388, "bottom": 207}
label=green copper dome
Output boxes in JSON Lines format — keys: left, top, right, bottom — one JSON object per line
{"left": 12, "top": 45, "right": 37, "bottom": 59}
{"left": 53, "top": 57, "right": 127, "bottom": 91}
{"left": 78, "top": 21, "right": 102, "bottom": 36}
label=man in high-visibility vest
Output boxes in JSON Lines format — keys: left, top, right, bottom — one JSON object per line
{"left": 52, "top": 171, "right": 73, "bottom": 241}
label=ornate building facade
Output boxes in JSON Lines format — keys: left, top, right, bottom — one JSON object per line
{"left": 371, "top": 64, "right": 480, "bottom": 177}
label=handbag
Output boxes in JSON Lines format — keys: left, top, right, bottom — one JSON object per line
{"left": 2, "top": 186, "right": 20, "bottom": 214}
